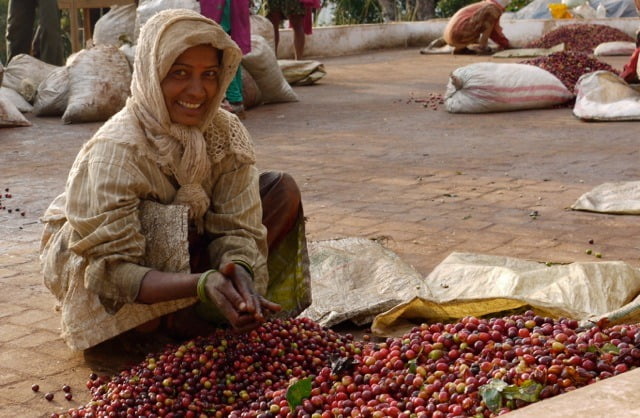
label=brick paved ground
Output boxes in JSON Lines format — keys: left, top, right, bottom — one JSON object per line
{"left": 1, "top": 48, "right": 639, "bottom": 417}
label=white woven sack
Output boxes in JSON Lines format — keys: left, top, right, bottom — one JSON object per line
{"left": 593, "top": 41, "right": 636, "bottom": 56}
{"left": 0, "top": 86, "right": 33, "bottom": 113}
{"left": 444, "top": 62, "right": 573, "bottom": 113}
{"left": 93, "top": 4, "right": 137, "bottom": 47}
{"left": 62, "top": 45, "right": 132, "bottom": 124}
{"left": 250, "top": 14, "right": 276, "bottom": 51}
{"left": 0, "top": 95, "right": 31, "bottom": 127}
{"left": 33, "top": 66, "right": 70, "bottom": 117}
{"left": 2, "top": 54, "right": 59, "bottom": 102}
{"left": 134, "top": 0, "right": 200, "bottom": 42}
{"left": 242, "top": 35, "right": 298, "bottom": 104}
{"left": 573, "top": 70, "right": 640, "bottom": 121}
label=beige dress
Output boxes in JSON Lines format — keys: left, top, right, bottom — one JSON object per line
{"left": 40, "top": 9, "right": 269, "bottom": 351}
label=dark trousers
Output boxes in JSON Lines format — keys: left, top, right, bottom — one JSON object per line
{"left": 6, "top": 0, "right": 64, "bottom": 65}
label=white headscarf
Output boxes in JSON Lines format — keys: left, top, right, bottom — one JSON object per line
{"left": 126, "top": 9, "right": 243, "bottom": 231}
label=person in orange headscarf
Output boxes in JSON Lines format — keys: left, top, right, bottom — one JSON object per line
{"left": 443, "top": 0, "right": 511, "bottom": 54}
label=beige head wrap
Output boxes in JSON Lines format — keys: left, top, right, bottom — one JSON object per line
{"left": 126, "top": 9, "right": 243, "bottom": 232}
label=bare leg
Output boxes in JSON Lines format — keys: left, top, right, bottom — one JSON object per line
{"left": 289, "top": 14, "right": 305, "bottom": 60}
{"left": 267, "top": 11, "right": 283, "bottom": 56}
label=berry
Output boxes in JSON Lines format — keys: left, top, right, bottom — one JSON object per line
{"left": 31, "top": 384, "right": 39, "bottom": 392}
{"left": 44, "top": 392, "right": 54, "bottom": 401}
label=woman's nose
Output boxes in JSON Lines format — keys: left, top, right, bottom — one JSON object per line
{"left": 185, "top": 76, "right": 206, "bottom": 98}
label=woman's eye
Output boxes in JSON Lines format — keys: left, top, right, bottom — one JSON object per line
{"left": 171, "top": 69, "right": 188, "bottom": 78}
{"left": 204, "top": 70, "right": 219, "bottom": 79}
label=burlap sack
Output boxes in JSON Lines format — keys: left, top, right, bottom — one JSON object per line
{"left": 371, "top": 252, "right": 640, "bottom": 337}
{"left": 573, "top": 70, "right": 640, "bottom": 121}
{"left": 250, "top": 14, "right": 276, "bottom": 51}
{"left": 593, "top": 41, "right": 636, "bottom": 56}
{"left": 93, "top": 4, "right": 137, "bottom": 46}
{"left": 241, "top": 65, "right": 262, "bottom": 109}
{"left": 242, "top": 35, "right": 298, "bottom": 104}
{"left": 299, "top": 237, "right": 426, "bottom": 328}
{"left": 0, "top": 86, "right": 33, "bottom": 113}
{"left": 62, "top": 45, "right": 132, "bottom": 124}
{"left": 445, "top": 62, "right": 574, "bottom": 113}
{"left": 33, "top": 66, "right": 69, "bottom": 117}
{"left": 278, "top": 59, "right": 326, "bottom": 86}
{"left": 571, "top": 181, "right": 640, "bottom": 214}
{"left": 0, "top": 95, "right": 31, "bottom": 127}
{"left": 2, "top": 54, "right": 59, "bottom": 102}
{"left": 134, "top": 0, "right": 200, "bottom": 42}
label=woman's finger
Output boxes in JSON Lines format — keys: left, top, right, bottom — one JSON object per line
{"left": 260, "top": 297, "right": 282, "bottom": 313}
{"left": 220, "top": 262, "right": 257, "bottom": 314}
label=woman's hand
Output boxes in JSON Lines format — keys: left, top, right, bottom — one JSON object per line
{"left": 204, "top": 263, "right": 281, "bottom": 332}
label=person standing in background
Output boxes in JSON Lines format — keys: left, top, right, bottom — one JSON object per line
{"left": 200, "top": 0, "right": 251, "bottom": 118}
{"left": 266, "top": 0, "right": 320, "bottom": 60}
{"left": 5, "top": 0, "right": 65, "bottom": 66}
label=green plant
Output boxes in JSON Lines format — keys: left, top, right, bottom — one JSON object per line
{"left": 505, "top": 0, "right": 533, "bottom": 12}
{"left": 330, "top": 0, "right": 383, "bottom": 24}
{"left": 435, "top": 0, "right": 476, "bottom": 17}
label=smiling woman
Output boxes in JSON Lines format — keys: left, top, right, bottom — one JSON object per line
{"left": 161, "top": 44, "right": 222, "bottom": 126}
{"left": 39, "top": 9, "right": 311, "bottom": 351}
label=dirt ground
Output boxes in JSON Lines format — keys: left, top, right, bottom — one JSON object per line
{"left": 1, "top": 48, "right": 639, "bottom": 417}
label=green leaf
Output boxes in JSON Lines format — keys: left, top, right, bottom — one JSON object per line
{"left": 502, "top": 380, "right": 542, "bottom": 403}
{"left": 286, "top": 377, "right": 312, "bottom": 409}
{"left": 601, "top": 343, "right": 620, "bottom": 354}
{"left": 479, "top": 379, "right": 507, "bottom": 413}
{"left": 408, "top": 359, "right": 417, "bottom": 374}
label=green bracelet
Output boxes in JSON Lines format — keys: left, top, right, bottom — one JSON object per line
{"left": 197, "top": 269, "right": 217, "bottom": 304}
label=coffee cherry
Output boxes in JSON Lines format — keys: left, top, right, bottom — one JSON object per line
{"left": 31, "top": 384, "right": 39, "bottom": 392}
{"left": 44, "top": 392, "right": 54, "bottom": 401}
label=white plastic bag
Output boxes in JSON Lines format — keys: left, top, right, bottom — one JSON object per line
{"left": 242, "top": 35, "right": 298, "bottom": 104}
{"left": 445, "top": 62, "right": 574, "bottom": 113}
{"left": 62, "top": 45, "right": 132, "bottom": 124}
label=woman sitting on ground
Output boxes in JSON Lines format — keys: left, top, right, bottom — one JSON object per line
{"left": 40, "top": 9, "right": 310, "bottom": 351}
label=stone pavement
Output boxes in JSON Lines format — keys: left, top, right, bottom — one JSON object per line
{"left": 1, "top": 48, "right": 639, "bottom": 417}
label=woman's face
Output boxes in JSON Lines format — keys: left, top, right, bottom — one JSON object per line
{"left": 161, "top": 44, "right": 220, "bottom": 126}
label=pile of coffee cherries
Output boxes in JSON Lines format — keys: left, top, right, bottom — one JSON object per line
{"left": 58, "top": 312, "right": 640, "bottom": 417}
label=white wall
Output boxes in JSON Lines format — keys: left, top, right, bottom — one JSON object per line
{"left": 275, "top": 18, "right": 640, "bottom": 59}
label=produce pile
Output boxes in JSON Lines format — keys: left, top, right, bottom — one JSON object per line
{"left": 520, "top": 51, "right": 619, "bottom": 93}
{"left": 56, "top": 313, "right": 640, "bottom": 417}
{"left": 524, "top": 24, "right": 634, "bottom": 53}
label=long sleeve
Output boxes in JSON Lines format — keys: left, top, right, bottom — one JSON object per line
{"left": 65, "top": 140, "right": 161, "bottom": 304}
{"left": 204, "top": 156, "right": 268, "bottom": 293}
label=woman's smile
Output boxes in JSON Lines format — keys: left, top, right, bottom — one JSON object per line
{"left": 161, "top": 44, "right": 221, "bottom": 126}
